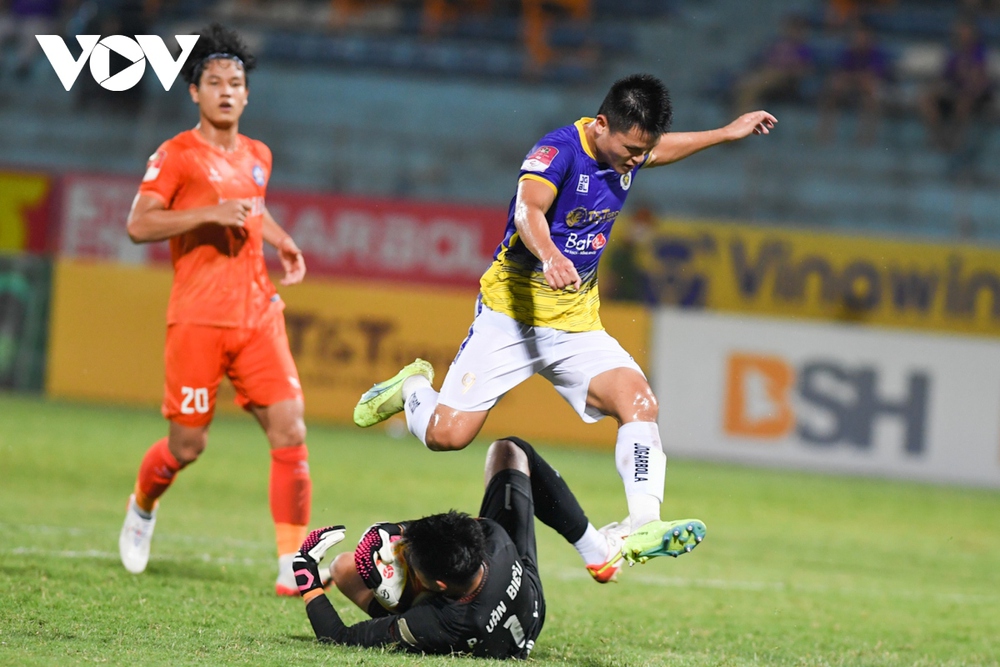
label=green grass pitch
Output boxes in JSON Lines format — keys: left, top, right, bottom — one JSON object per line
{"left": 1, "top": 393, "right": 998, "bottom": 666}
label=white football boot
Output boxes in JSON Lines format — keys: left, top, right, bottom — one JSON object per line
{"left": 119, "top": 494, "right": 157, "bottom": 574}
{"left": 586, "top": 517, "right": 631, "bottom": 583}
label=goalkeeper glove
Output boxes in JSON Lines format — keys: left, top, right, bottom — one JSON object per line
{"left": 355, "top": 522, "right": 409, "bottom": 609}
{"left": 293, "top": 525, "right": 346, "bottom": 596}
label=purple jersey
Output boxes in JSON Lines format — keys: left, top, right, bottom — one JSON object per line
{"left": 479, "top": 118, "right": 645, "bottom": 332}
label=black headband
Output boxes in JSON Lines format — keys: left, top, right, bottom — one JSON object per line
{"left": 192, "top": 52, "right": 246, "bottom": 83}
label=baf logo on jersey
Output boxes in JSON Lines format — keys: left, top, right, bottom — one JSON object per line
{"left": 252, "top": 164, "right": 266, "bottom": 186}
{"left": 35, "top": 34, "right": 199, "bottom": 92}
{"left": 565, "top": 231, "right": 607, "bottom": 254}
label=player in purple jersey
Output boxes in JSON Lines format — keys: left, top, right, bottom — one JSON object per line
{"left": 355, "top": 74, "right": 775, "bottom": 582}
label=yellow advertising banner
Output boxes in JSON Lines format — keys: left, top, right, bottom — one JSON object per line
{"left": 47, "top": 259, "right": 649, "bottom": 448}
{"left": 0, "top": 171, "right": 51, "bottom": 252}
{"left": 639, "top": 219, "right": 1000, "bottom": 338}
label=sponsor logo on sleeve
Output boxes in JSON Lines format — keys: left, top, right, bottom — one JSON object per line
{"left": 142, "top": 149, "right": 166, "bottom": 182}
{"left": 521, "top": 145, "right": 559, "bottom": 172}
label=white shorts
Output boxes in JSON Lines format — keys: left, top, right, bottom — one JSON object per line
{"left": 437, "top": 304, "right": 645, "bottom": 423}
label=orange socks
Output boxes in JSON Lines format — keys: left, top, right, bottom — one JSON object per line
{"left": 270, "top": 444, "right": 312, "bottom": 555}
{"left": 134, "top": 439, "right": 311, "bottom": 556}
{"left": 134, "top": 438, "right": 185, "bottom": 513}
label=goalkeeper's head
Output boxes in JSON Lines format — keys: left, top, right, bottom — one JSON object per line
{"left": 403, "top": 511, "right": 485, "bottom": 594}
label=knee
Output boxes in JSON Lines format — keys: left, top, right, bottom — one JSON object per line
{"left": 169, "top": 429, "right": 208, "bottom": 465}
{"left": 628, "top": 385, "right": 659, "bottom": 423}
{"left": 424, "top": 425, "right": 472, "bottom": 452}
{"left": 331, "top": 551, "right": 356, "bottom": 591}
{"left": 484, "top": 439, "right": 530, "bottom": 479}
{"left": 269, "top": 418, "right": 307, "bottom": 451}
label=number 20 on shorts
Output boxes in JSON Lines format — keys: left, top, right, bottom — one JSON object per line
{"left": 180, "top": 386, "right": 210, "bottom": 414}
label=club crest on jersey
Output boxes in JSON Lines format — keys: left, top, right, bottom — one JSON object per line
{"left": 564, "top": 207, "right": 619, "bottom": 228}
{"left": 252, "top": 164, "right": 266, "bottom": 186}
{"left": 566, "top": 206, "right": 587, "bottom": 227}
{"left": 521, "top": 145, "right": 559, "bottom": 172}
{"left": 576, "top": 174, "right": 590, "bottom": 194}
{"left": 620, "top": 172, "right": 632, "bottom": 191}
{"left": 142, "top": 149, "right": 166, "bottom": 182}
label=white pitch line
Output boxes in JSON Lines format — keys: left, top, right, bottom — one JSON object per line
{"left": 3, "top": 546, "right": 272, "bottom": 568}
{"left": 0, "top": 522, "right": 273, "bottom": 550}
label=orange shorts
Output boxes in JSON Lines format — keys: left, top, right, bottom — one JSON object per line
{"left": 162, "top": 304, "right": 303, "bottom": 427}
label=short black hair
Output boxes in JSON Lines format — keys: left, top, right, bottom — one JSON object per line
{"left": 181, "top": 23, "right": 257, "bottom": 87}
{"left": 597, "top": 74, "right": 673, "bottom": 137}
{"left": 404, "top": 511, "right": 485, "bottom": 587}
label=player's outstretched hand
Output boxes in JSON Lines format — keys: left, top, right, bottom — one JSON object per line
{"left": 278, "top": 236, "right": 306, "bottom": 285}
{"left": 725, "top": 111, "right": 778, "bottom": 141}
{"left": 294, "top": 525, "right": 346, "bottom": 596}
{"left": 214, "top": 199, "right": 253, "bottom": 227}
{"left": 542, "top": 251, "right": 582, "bottom": 292}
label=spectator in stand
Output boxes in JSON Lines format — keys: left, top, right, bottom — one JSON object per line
{"left": 523, "top": 0, "right": 591, "bottom": 71}
{"left": 732, "top": 16, "right": 816, "bottom": 115}
{"left": 825, "top": 0, "right": 898, "bottom": 28}
{"left": 817, "top": 21, "right": 889, "bottom": 144}
{"left": 920, "top": 19, "right": 994, "bottom": 153}
{"left": 0, "top": 0, "right": 62, "bottom": 80}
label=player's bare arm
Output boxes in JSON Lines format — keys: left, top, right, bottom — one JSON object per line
{"left": 262, "top": 206, "right": 306, "bottom": 285}
{"left": 514, "top": 178, "right": 581, "bottom": 291}
{"left": 126, "top": 194, "right": 251, "bottom": 243}
{"left": 644, "top": 110, "right": 777, "bottom": 168}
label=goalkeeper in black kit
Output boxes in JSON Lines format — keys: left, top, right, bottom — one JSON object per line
{"left": 294, "top": 436, "right": 703, "bottom": 658}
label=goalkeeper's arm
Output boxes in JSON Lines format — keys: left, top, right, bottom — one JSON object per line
{"left": 302, "top": 589, "right": 401, "bottom": 646}
{"left": 295, "top": 525, "right": 404, "bottom": 648}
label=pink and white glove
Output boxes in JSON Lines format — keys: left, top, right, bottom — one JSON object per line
{"left": 293, "top": 525, "right": 346, "bottom": 596}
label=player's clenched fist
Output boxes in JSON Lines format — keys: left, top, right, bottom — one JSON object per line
{"left": 213, "top": 198, "right": 253, "bottom": 227}
{"left": 278, "top": 235, "right": 306, "bottom": 286}
{"left": 542, "top": 251, "right": 582, "bottom": 292}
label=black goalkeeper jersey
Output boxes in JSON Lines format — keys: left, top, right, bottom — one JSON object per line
{"left": 306, "top": 519, "right": 544, "bottom": 659}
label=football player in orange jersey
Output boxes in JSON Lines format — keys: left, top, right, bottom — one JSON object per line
{"left": 118, "top": 24, "right": 314, "bottom": 595}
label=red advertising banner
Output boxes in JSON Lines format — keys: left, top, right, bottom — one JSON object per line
{"left": 265, "top": 190, "right": 503, "bottom": 289}
{"left": 0, "top": 170, "right": 56, "bottom": 253}
{"left": 57, "top": 172, "right": 505, "bottom": 289}
{"left": 60, "top": 173, "right": 169, "bottom": 264}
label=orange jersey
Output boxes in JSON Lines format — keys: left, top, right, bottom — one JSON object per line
{"left": 138, "top": 129, "right": 277, "bottom": 328}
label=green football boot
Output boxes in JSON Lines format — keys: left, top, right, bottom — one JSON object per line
{"left": 353, "top": 359, "right": 435, "bottom": 428}
{"left": 621, "top": 518, "right": 706, "bottom": 565}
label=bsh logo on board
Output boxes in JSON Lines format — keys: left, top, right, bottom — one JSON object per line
{"left": 723, "top": 352, "right": 931, "bottom": 455}
{"left": 35, "top": 35, "right": 199, "bottom": 92}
